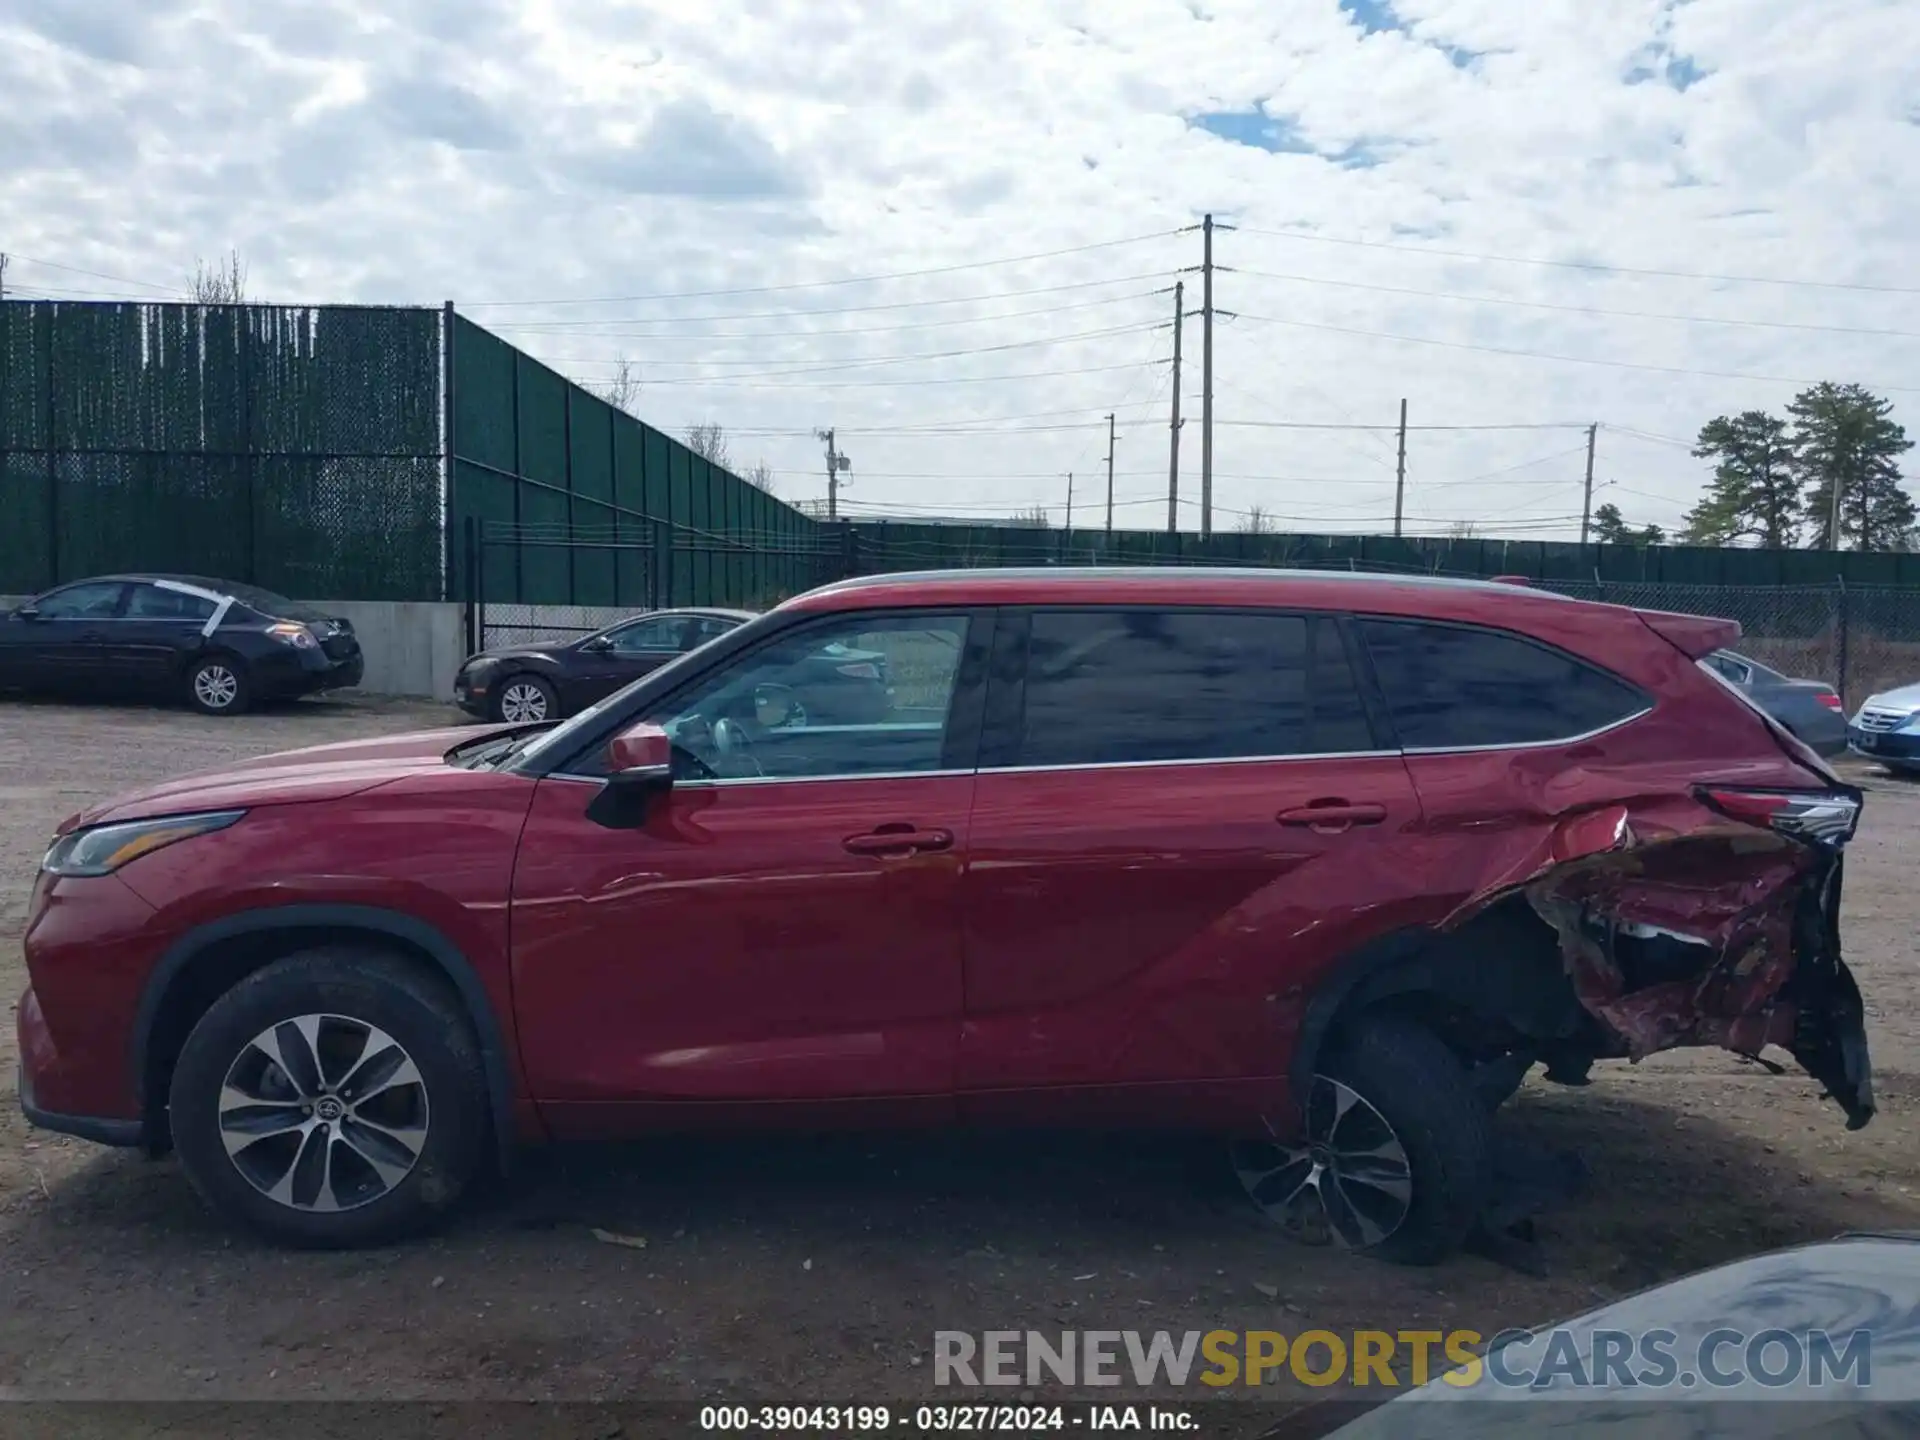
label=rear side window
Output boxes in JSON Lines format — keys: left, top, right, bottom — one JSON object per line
{"left": 1358, "top": 619, "right": 1646, "bottom": 750}
{"left": 1012, "top": 609, "right": 1374, "bottom": 767}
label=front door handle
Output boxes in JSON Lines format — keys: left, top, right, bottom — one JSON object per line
{"left": 843, "top": 825, "right": 954, "bottom": 856}
{"left": 1277, "top": 800, "right": 1387, "bottom": 833}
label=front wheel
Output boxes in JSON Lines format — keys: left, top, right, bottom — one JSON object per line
{"left": 187, "top": 656, "right": 250, "bottom": 715}
{"left": 1232, "top": 1014, "right": 1491, "bottom": 1265}
{"left": 168, "top": 949, "right": 490, "bottom": 1248}
{"left": 491, "top": 673, "right": 557, "bottom": 724}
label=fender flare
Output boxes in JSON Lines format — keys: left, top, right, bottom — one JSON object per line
{"left": 133, "top": 904, "right": 519, "bottom": 1172}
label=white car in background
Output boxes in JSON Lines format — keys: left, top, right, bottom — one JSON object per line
{"left": 1848, "top": 681, "right": 1920, "bottom": 775}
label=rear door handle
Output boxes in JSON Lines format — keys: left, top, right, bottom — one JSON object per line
{"left": 843, "top": 826, "right": 954, "bottom": 856}
{"left": 1277, "top": 801, "right": 1388, "bottom": 832}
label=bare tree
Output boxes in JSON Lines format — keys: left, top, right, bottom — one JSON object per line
{"left": 745, "top": 460, "right": 776, "bottom": 494}
{"left": 1236, "top": 504, "right": 1277, "bottom": 534}
{"left": 1445, "top": 518, "right": 1477, "bottom": 539}
{"left": 685, "top": 421, "right": 730, "bottom": 469}
{"left": 1007, "top": 505, "right": 1051, "bottom": 528}
{"left": 190, "top": 250, "right": 248, "bottom": 303}
{"left": 595, "top": 355, "right": 640, "bottom": 415}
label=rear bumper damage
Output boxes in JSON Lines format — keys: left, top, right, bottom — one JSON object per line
{"left": 1524, "top": 820, "right": 1875, "bottom": 1130}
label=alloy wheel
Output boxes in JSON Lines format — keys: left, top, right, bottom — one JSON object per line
{"left": 194, "top": 665, "right": 239, "bottom": 710}
{"left": 499, "top": 681, "right": 549, "bottom": 723}
{"left": 1231, "top": 1075, "right": 1414, "bottom": 1249}
{"left": 218, "top": 1013, "right": 430, "bottom": 1213}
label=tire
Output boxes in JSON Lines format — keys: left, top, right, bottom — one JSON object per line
{"left": 168, "top": 948, "right": 490, "bottom": 1249}
{"left": 1232, "top": 1013, "right": 1491, "bottom": 1266}
{"left": 186, "top": 655, "right": 250, "bottom": 716}
{"left": 490, "top": 673, "right": 558, "bottom": 724}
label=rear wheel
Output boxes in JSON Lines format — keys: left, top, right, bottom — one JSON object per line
{"left": 168, "top": 949, "right": 489, "bottom": 1248}
{"left": 186, "top": 655, "right": 249, "bottom": 715}
{"left": 1232, "top": 1014, "right": 1491, "bottom": 1265}
{"left": 491, "top": 674, "right": 557, "bottom": 724}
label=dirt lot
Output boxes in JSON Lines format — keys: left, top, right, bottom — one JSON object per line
{"left": 1, "top": 697, "right": 1918, "bottom": 1411}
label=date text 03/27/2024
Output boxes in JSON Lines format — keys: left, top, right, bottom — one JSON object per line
{"left": 697, "top": 1405, "right": 1195, "bottom": 1431}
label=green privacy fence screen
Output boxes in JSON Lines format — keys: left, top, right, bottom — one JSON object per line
{"left": 8, "top": 299, "right": 1920, "bottom": 605}
{"left": 446, "top": 315, "right": 826, "bottom": 610}
{"left": 0, "top": 301, "right": 444, "bottom": 599}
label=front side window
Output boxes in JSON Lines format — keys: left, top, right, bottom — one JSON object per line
{"left": 641, "top": 613, "right": 969, "bottom": 781}
{"left": 603, "top": 616, "right": 684, "bottom": 653}
{"left": 34, "top": 582, "right": 126, "bottom": 619}
{"left": 1358, "top": 618, "right": 1647, "bottom": 750}
{"left": 1011, "top": 609, "right": 1374, "bottom": 768}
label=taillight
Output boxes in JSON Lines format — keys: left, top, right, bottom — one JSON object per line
{"left": 1816, "top": 691, "right": 1843, "bottom": 712}
{"left": 1697, "top": 786, "right": 1862, "bottom": 845}
{"left": 836, "top": 662, "right": 881, "bottom": 680}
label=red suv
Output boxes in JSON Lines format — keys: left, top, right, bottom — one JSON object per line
{"left": 18, "top": 569, "right": 1875, "bottom": 1260}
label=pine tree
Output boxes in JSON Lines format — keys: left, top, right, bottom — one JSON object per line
{"left": 1593, "top": 503, "right": 1665, "bottom": 546}
{"left": 1788, "top": 383, "right": 1916, "bottom": 551}
{"left": 1681, "top": 410, "right": 1798, "bottom": 547}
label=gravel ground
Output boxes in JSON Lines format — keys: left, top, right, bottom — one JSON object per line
{"left": 1, "top": 697, "right": 1916, "bottom": 1411}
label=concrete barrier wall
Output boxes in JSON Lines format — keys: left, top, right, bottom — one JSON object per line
{"left": 313, "top": 600, "right": 466, "bottom": 700}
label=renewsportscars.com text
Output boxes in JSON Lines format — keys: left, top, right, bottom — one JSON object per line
{"left": 934, "top": 1328, "right": 1873, "bottom": 1391}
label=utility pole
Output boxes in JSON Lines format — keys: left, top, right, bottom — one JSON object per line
{"left": 814, "top": 427, "right": 850, "bottom": 519}
{"left": 1392, "top": 399, "right": 1408, "bottom": 537}
{"left": 0, "top": 253, "right": 8, "bottom": 301}
{"left": 1579, "top": 423, "right": 1597, "bottom": 547}
{"left": 1168, "top": 280, "right": 1184, "bottom": 534}
{"left": 1104, "top": 413, "right": 1117, "bottom": 533}
{"left": 1201, "top": 214, "right": 1216, "bottom": 537}
{"left": 1065, "top": 471, "right": 1074, "bottom": 534}
{"left": 1827, "top": 452, "right": 1846, "bottom": 551}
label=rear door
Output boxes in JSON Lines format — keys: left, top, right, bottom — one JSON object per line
{"left": 119, "top": 582, "right": 221, "bottom": 695}
{"left": 956, "top": 606, "right": 1422, "bottom": 1125}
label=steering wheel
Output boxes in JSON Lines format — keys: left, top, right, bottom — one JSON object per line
{"left": 709, "top": 717, "right": 764, "bottom": 777}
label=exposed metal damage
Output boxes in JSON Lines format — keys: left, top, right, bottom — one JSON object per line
{"left": 1521, "top": 794, "right": 1875, "bottom": 1131}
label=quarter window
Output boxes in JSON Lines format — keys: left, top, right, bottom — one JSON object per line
{"left": 1358, "top": 618, "right": 1646, "bottom": 750}
{"left": 1011, "top": 610, "right": 1374, "bottom": 767}
{"left": 641, "top": 614, "right": 968, "bottom": 781}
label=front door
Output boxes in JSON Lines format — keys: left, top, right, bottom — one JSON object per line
{"left": 12, "top": 581, "right": 130, "bottom": 694}
{"left": 957, "top": 607, "right": 1423, "bottom": 1127}
{"left": 511, "top": 608, "right": 988, "bottom": 1133}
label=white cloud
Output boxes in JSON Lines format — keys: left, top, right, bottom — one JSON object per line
{"left": 1, "top": 0, "right": 1916, "bottom": 537}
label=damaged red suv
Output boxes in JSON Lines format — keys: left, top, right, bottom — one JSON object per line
{"left": 18, "top": 569, "right": 1874, "bottom": 1260}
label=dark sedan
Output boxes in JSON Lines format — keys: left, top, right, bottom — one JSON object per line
{"left": 1703, "top": 648, "right": 1848, "bottom": 756}
{"left": 0, "top": 574, "right": 364, "bottom": 715}
{"left": 454, "top": 607, "right": 897, "bottom": 725}
{"left": 454, "top": 608, "right": 756, "bottom": 722}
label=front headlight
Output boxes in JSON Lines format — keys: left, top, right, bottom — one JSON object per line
{"left": 266, "top": 622, "right": 319, "bottom": 650}
{"left": 41, "top": 810, "right": 246, "bottom": 878}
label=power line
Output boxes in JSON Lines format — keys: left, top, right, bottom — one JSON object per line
{"left": 632, "top": 359, "right": 1163, "bottom": 391}
{"left": 1229, "top": 311, "right": 1920, "bottom": 394}
{"left": 1233, "top": 224, "right": 1920, "bottom": 295}
{"left": 2, "top": 253, "right": 184, "bottom": 295}
{"left": 1231, "top": 267, "right": 1920, "bottom": 339}
{"left": 460, "top": 230, "right": 1183, "bottom": 307}
{"left": 487, "top": 289, "right": 1164, "bottom": 341}
{"left": 541, "top": 319, "right": 1165, "bottom": 379}
{"left": 485, "top": 275, "right": 1170, "bottom": 329}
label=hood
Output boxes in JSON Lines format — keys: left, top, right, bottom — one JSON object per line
{"left": 460, "top": 642, "right": 580, "bottom": 667}
{"left": 66, "top": 724, "right": 513, "bottom": 831}
{"left": 1863, "top": 680, "right": 1920, "bottom": 712}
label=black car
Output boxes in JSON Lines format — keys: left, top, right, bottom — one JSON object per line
{"left": 0, "top": 574, "right": 364, "bottom": 715}
{"left": 1702, "top": 648, "right": 1849, "bottom": 757}
{"left": 454, "top": 608, "right": 758, "bottom": 722}
{"left": 454, "top": 607, "right": 897, "bottom": 725}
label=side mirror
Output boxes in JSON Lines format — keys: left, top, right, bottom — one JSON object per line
{"left": 605, "top": 722, "right": 673, "bottom": 790}
{"left": 13, "top": 604, "right": 40, "bottom": 621}
{"left": 582, "top": 635, "right": 614, "bottom": 653}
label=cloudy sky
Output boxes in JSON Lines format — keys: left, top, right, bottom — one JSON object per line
{"left": 3, "top": 0, "right": 1917, "bottom": 538}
